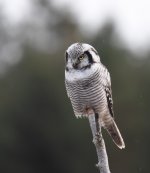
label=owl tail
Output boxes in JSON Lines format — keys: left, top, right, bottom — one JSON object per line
{"left": 103, "top": 118, "right": 125, "bottom": 149}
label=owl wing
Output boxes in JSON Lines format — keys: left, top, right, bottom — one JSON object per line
{"left": 105, "top": 84, "right": 114, "bottom": 117}
{"left": 102, "top": 65, "right": 114, "bottom": 117}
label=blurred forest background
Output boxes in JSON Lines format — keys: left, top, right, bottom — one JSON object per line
{"left": 0, "top": 0, "right": 150, "bottom": 173}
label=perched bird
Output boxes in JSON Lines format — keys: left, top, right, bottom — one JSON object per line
{"left": 65, "top": 43, "right": 125, "bottom": 149}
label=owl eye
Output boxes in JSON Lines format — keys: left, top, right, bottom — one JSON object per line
{"left": 78, "top": 55, "right": 84, "bottom": 61}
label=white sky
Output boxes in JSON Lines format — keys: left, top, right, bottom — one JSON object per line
{"left": 0, "top": 0, "right": 31, "bottom": 22}
{"left": 0, "top": 0, "right": 150, "bottom": 52}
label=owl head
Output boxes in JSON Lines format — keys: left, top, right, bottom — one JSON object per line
{"left": 65, "top": 43, "right": 100, "bottom": 71}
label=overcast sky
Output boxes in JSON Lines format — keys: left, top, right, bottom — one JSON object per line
{"left": 0, "top": 0, "right": 150, "bottom": 52}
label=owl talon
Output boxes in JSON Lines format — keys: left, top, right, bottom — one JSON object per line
{"left": 93, "top": 132, "right": 102, "bottom": 144}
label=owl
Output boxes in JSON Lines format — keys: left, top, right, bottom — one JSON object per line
{"left": 65, "top": 43, "right": 125, "bottom": 149}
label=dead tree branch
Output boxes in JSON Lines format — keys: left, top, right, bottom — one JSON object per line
{"left": 88, "top": 114, "right": 111, "bottom": 173}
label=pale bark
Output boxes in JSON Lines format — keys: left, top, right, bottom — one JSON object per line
{"left": 88, "top": 114, "right": 111, "bottom": 173}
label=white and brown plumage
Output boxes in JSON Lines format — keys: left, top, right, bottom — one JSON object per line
{"left": 65, "top": 43, "right": 125, "bottom": 149}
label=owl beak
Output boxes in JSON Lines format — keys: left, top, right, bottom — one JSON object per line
{"left": 73, "top": 62, "right": 78, "bottom": 69}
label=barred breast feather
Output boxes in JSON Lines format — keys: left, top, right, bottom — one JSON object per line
{"left": 65, "top": 63, "right": 109, "bottom": 118}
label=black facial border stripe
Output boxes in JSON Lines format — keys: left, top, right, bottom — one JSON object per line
{"left": 84, "top": 50, "right": 94, "bottom": 64}
{"left": 65, "top": 51, "right": 68, "bottom": 63}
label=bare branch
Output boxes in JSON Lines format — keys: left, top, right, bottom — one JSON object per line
{"left": 88, "top": 114, "right": 111, "bottom": 173}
